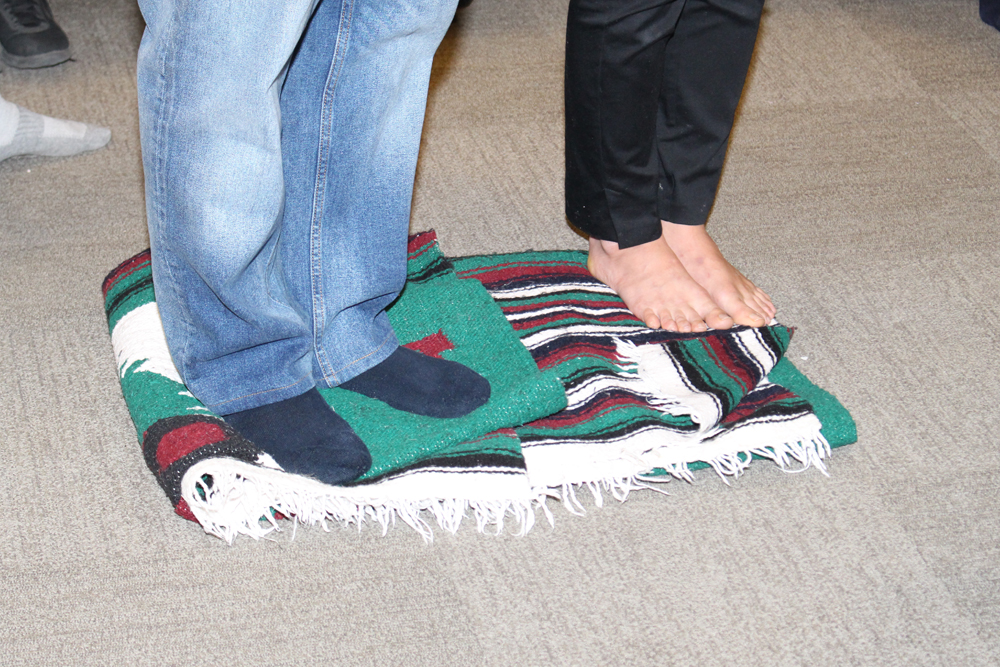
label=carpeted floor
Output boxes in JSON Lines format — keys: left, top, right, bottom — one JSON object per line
{"left": 2, "top": 0, "right": 1000, "bottom": 664}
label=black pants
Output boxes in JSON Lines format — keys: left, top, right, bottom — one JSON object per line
{"left": 565, "top": 0, "right": 765, "bottom": 248}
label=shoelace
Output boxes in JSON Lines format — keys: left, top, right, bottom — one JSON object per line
{"left": 0, "top": 0, "right": 51, "bottom": 29}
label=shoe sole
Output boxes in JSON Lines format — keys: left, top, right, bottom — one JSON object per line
{"left": 0, "top": 46, "right": 72, "bottom": 69}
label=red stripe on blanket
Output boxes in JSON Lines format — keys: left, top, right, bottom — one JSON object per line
{"left": 407, "top": 231, "right": 438, "bottom": 258}
{"left": 702, "top": 337, "right": 755, "bottom": 392}
{"left": 174, "top": 497, "right": 198, "bottom": 521}
{"left": 528, "top": 394, "right": 651, "bottom": 428}
{"left": 534, "top": 341, "right": 619, "bottom": 368}
{"left": 102, "top": 250, "right": 151, "bottom": 297}
{"left": 156, "top": 421, "right": 228, "bottom": 471}
{"left": 507, "top": 311, "right": 641, "bottom": 330}
{"left": 721, "top": 387, "right": 796, "bottom": 424}
{"left": 461, "top": 262, "right": 592, "bottom": 284}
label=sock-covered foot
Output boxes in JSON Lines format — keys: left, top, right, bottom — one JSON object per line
{"left": 587, "top": 235, "right": 734, "bottom": 332}
{"left": 0, "top": 96, "right": 111, "bottom": 163}
{"left": 660, "top": 221, "right": 776, "bottom": 328}
{"left": 223, "top": 388, "right": 371, "bottom": 485}
{"left": 339, "top": 346, "right": 491, "bottom": 418}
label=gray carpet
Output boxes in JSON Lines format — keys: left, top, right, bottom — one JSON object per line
{"left": 3, "top": 0, "right": 1000, "bottom": 664}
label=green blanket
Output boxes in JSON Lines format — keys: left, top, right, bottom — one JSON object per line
{"left": 103, "top": 232, "right": 566, "bottom": 541}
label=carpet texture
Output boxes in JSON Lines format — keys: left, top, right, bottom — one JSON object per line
{"left": 7, "top": 0, "right": 1000, "bottom": 662}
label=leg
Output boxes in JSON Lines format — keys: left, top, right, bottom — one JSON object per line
{"left": 656, "top": 0, "right": 774, "bottom": 327}
{"left": 566, "top": 0, "right": 730, "bottom": 332}
{"left": 137, "top": 0, "right": 321, "bottom": 414}
{"left": 280, "top": 0, "right": 458, "bottom": 386}
{"left": 280, "top": 0, "right": 489, "bottom": 417}
{"left": 137, "top": 0, "right": 372, "bottom": 484}
{"left": 565, "top": 0, "right": 773, "bottom": 330}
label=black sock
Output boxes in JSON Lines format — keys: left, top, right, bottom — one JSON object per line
{"left": 339, "top": 346, "right": 491, "bottom": 418}
{"left": 223, "top": 388, "right": 371, "bottom": 485}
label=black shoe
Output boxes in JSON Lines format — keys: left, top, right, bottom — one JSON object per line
{"left": 0, "top": 0, "right": 71, "bottom": 69}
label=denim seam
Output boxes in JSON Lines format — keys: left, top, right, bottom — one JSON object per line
{"left": 150, "top": 16, "right": 197, "bottom": 381}
{"left": 206, "top": 372, "right": 313, "bottom": 412}
{"left": 310, "top": 0, "right": 356, "bottom": 386}
{"left": 328, "top": 329, "right": 394, "bottom": 380}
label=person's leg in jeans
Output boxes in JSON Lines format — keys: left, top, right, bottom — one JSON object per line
{"left": 137, "top": 0, "right": 323, "bottom": 414}
{"left": 279, "top": 0, "right": 488, "bottom": 419}
{"left": 137, "top": 0, "right": 371, "bottom": 484}
{"left": 136, "top": 0, "right": 486, "bottom": 484}
{"left": 566, "top": 0, "right": 775, "bottom": 332}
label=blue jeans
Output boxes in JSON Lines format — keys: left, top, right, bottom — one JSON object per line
{"left": 136, "top": 0, "right": 457, "bottom": 414}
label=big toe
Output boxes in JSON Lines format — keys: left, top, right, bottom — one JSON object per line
{"left": 728, "top": 302, "right": 767, "bottom": 327}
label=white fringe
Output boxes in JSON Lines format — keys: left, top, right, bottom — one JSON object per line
{"left": 180, "top": 458, "right": 541, "bottom": 545}
{"left": 178, "top": 333, "right": 833, "bottom": 543}
{"left": 180, "top": 427, "right": 832, "bottom": 544}
{"left": 525, "top": 337, "right": 834, "bottom": 509}
{"left": 538, "top": 434, "right": 832, "bottom": 509}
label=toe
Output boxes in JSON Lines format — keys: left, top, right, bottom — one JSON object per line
{"left": 679, "top": 308, "right": 708, "bottom": 333}
{"left": 659, "top": 314, "right": 679, "bottom": 332}
{"left": 732, "top": 305, "right": 766, "bottom": 327}
{"left": 751, "top": 292, "right": 775, "bottom": 316}
{"left": 749, "top": 288, "right": 776, "bottom": 318}
{"left": 705, "top": 308, "right": 734, "bottom": 330}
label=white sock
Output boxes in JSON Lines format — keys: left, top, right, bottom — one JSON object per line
{"left": 0, "top": 96, "right": 18, "bottom": 146}
{"left": 0, "top": 94, "right": 111, "bottom": 163}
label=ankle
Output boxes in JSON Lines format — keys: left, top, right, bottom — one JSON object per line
{"left": 590, "top": 236, "right": 621, "bottom": 258}
{"left": 661, "top": 221, "right": 708, "bottom": 239}
{"left": 661, "top": 222, "right": 716, "bottom": 255}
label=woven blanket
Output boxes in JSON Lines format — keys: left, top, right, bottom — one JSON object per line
{"left": 104, "top": 234, "right": 855, "bottom": 542}
{"left": 454, "top": 251, "right": 856, "bottom": 510}
{"left": 103, "top": 232, "right": 567, "bottom": 542}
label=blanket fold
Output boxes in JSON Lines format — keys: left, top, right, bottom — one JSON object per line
{"left": 453, "top": 250, "right": 855, "bottom": 500}
{"left": 103, "top": 232, "right": 567, "bottom": 541}
{"left": 104, "top": 233, "right": 856, "bottom": 542}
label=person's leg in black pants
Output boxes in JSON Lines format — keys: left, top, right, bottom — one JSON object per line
{"left": 565, "top": 0, "right": 775, "bottom": 332}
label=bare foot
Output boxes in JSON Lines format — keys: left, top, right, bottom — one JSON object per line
{"left": 660, "top": 221, "right": 776, "bottom": 328}
{"left": 587, "top": 236, "right": 734, "bottom": 332}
